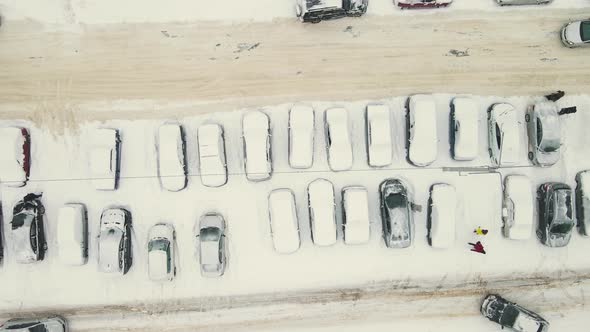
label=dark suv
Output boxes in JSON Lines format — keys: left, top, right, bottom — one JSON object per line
{"left": 537, "top": 182, "right": 575, "bottom": 247}
{"left": 481, "top": 294, "right": 549, "bottom": 332}
{"left": 11, "top": 193, "right": 46, "bottom": 263}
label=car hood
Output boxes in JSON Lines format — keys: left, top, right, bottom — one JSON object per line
{"left": 565, "top": 22, "right": 583, "bottom": 44}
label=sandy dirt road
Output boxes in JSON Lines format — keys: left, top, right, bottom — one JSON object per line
{"left": 0, "top": 9, "right": 589, "bottom": 129}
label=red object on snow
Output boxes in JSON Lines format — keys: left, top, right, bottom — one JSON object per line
{"left": 469, "top": 241, "right": 486, "bottom": 254}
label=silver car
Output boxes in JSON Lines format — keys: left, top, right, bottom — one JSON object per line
{"left": 147, "top": 223, "right": 176, "bottom": 282}
{"left": 495, "top": 0, "right": 552, "bottom": 6}
{"left": 11, "top": 193, "right": 46, "bottom": 263}
{"left": 196, "top": 213, "right": 227, "bottom": 277}
{"left": 0, "top": 316, "right": 67, "bottom": 332}
{"left": 526, "top": 102, "right": 560, "bottom": 167}
{"left": 380, "top": 179, "right": 413, "bottom": 248}
{"left": 295, "top": 0, "right": 368, "bottom": 23}
{"left": 98, "top": 208, "right": 132, "bottom": 275}
{"left": 561, "top": 20, "right": 590, "bottom": 48}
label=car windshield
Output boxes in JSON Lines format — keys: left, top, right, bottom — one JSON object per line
{"left": 385, "top": 193, "right": 406, "bottom": 210}
{"left": 148, "top": 239, "right": 169, "bottom": 252}
{"left": 201, "top": 227, "right": 221, "bottom": 241}
{"left": 550, "top": 223, "right": 573, "bottom": 234}
{"left": 581, "top": 21, "right": 590, "bottom": 42}
{"left": 11, "top": 213, "right": 33, "bottom": 230}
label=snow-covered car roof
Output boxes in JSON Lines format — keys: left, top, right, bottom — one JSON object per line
{"left": 89, "top": 128, "right": 119, "bottom": 190}
{"left": 532, "top": 102, "right": 561, "bottom": 156}
{"left": 452, "top": 97, "right": 479, "bottom": 161}
{"left": 57, "top": 204, "right": 87, "bottom": 266}
{"left": 429, "top": 184, "right": 456, "bottom": 249}
{"left": 98, "top": 228, "right": 123, "bottom": 273}
{"left": 0, "top": 127, "right": 28, "bottom": 187}
{"left": 308, "top": 179, "right": 336, "bottom": 246}
{"left": 268, "top": 189, "right": 300, "bottom": 254}
{"left": 504, "top": 175, "right": 533, "bottom": 240}
{"left": 198, "top": 123, "right": 227, "bottom": 187}
{"left": 325, "top": 108, "right": 353, "bottom": 171}
{"left": 157, "top": 123, "right": 186, "bottom": 192}
{"left": 490, "top": 103, "right": 520, "bottom": 166}
{"left": 289, "top": 105, "right": 315, "bottom": 169}
{"left": 366, "top": 105, "right": 392, "bottom": 167}
{"left": 242, "top": 111, "right": 272, "bottom": 181}
{"left": 408, "top": 95, "right": 437, "bottom": 166}
{"left": 398, "top": 0, "right": 453, "bottom": 4}
{"left": 342, "top": 186, "right": 370, "bottom": 245}
{"left": 148, "top": 250, "right": 169, "bottom": 281}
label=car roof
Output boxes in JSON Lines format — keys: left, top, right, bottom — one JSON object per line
{"left": 290, "top": 105, "right": 314, "bottom": 129}
{"left": 148, "top": 250, "right": 169, "bottom": 279}
{"left": 243, "top": 111, "right": 269, "bottom": 133}
{"left": 99, "top": 229, "right": 123, "bottom": 271}
{"left": 533, "top": 102, "right": 560, "bottom": 142}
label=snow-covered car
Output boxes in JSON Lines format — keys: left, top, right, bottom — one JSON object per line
{"left": 147, "top": 223, "right": 175, "bottom": 282}
{"left": 576, "top": 170, "right": 590, "bottom": 236}
{"left": 88, "top": 128, "right": 121, "bottom": 190}
{"left": 496, "top": 0, "right": 552, "bottom": 5}
{"left": 561, "top": 20, "right": 590, "bottom": 48}
{"left": 502, "top": 175, "right": 533, "bottom": 240}
{"left": 342, "top": 186, "right": 370, "bottom": 245}
{"left": 57, "top": 203, "right": 88, "bottom": 266}
{"left": 325, "top": 108, "right": 353, "bottom": 171}
{"left": 242, "top": 111, "right": 272, "bottom": 181}
{"left": 157, "top": 123, "right": 187, "bottom": 191}
{"left": 268, "top": 189, "right": 300, "bottom": 254}
{"left": 481, "top": 294, "right": 549, "bottom": 332}
{"left": 366, "top": 104, "right": 392, "bottom": 167}
{"left": 11, "top": 193, "right": 46, "bottom": 263}
{"left": 307, "top": 178, "right": 337, "bottom": 246}
{"left": 196, "top": 213, "right": 227, "bottom": 277}
{"left": 450, "top": 97, "right": 479, "bottom": 161}
{"left": 427, "top": 183, "right": 456, "bottom": 249}
{"left": 198, "top": 123, "right": 227, "bottom": 187}
{"left": 380, "top": 179, "right": 413, "bottom": 248}
{"left": 98, "top": 208, "right": 132, "bottom": 275}
{"left": 526, "top": 102, "right": 560, "bottom": 167}
{"left": 537, "top": 182, "right": 575, "bottom": 247}
{"left": 295, "top": 0, "right": 368, "bottom": 23}
{"left": 407, "top": 95, "right": 437, "bottom": 167}
{"left": 289, "top": 105, "right": 315, "bottom": 169}
{"left": 488, "top": 103, "right": 520, "bottom": 167}
{"left": 0, "top": 127, "right": 30, "bottom": 187}
{"left": 397, "top": 0, "right": 453, "bottom": 9}
{"left": 0, "top": 316, "right": 67, "bottom": 332}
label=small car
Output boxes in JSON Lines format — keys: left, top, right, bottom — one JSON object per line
{"left": 198, "top": 123, "right": 228, "bottom": 187}
{"left": 502, "top": 175, "right": 533, "bottom": 240}
{"left": 289, "top": 105, "right": 315, "bottom": 169}
{"left": 526, "top": 102, "right": 561, "bottom": 167}
{"left": 561, "top": 20, "right": 590, "bottom": 48}
{"left": 242, "top": 111, "right": 272, "bottom": 181}
{"left": 98, "top": 208, "right": 132, "bottom": 275}
{"left": 11, "top": 193, "right": 46, "bottom": 263}
{"left": 496, "top": 0, "right": 552, "bottom": 5}
{"left": 537, "top": 182, "right": 575, "bottom": 247}
{"left": 380, "top": 179, "right": 413, "bottom": 248}
{"left": 325, "top": 108, "right": 353, "bottom": 171}
{"left": 366, "top": 104, "right": 392, "bottom": 167}
{"left": 407, "top": 95, "right": 437, "bottom": 167}
{"left": 147, "top": 223, "right": 176, "bottom": 282}
{"left": 0, "top": 127, "right": 30, "bottom": 187}
{"left": 397, "top": 0, "right": 453, "bottom": 9}
{"left": 196, "top": 213, "right": 227, "bottom": 277}
{"left": 0, "top": 316, "right": 67, "bottom": 332}
{"left": 295, "top": 0, "right": 368, "bottom": 23}
{"left": 308, "top": 178, "right": 337, "bottom": 246}
{"left": 488, "top": 103, "right": 520, "bottom": 167}
{"left": 450, "top": 97, "right": 478, "bottom": 161}
{"left": 576, "top": 170, "right": 590, "bottom": 236}
{"left": 268, "top": 188, "right": 300, "bottom": 254}
{"left": 88, "top": 128, "right": 121, "bottom": 190}
{"left": 57, "top": 203, "right": 88, "bottom": 266}
{"left": 481, "top": 294, "right": 549, "bottom": 332}
{"left": 342, "top": 186, "right": 370, "bottom": 245}
{"left": 157, "top": 123, "right": 187, "bottom": 191}
{"left": 427, "top": 183, "right": 456, "bottom": 249}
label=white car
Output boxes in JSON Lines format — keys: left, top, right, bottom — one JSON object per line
{"left": 268, "top": 189, "right": 300, "bottom": 254}
{"left": 561, "top": 20, "right": 590, "bottom": 48}
{"left": 502, "top": 175, "right": 533, "bottom": 240}
{"left": 147, "top": 223, "right": 176, "bottom": 282}
{"left": 325, "top": 108, "right": 353, "bottom": 171}
{"left": 98, "top": 208, "right": 132, "bottom": 275}
{"left": 196, "top": 213, "right": 227, "bottom": 277}
{"left": 342, "top": 186, "right": 370, "bottom": 245}
{"left": 307, "top": 178, "right": 337, "bottom": 246}
{"left": 289, "top": 105, "right": 315, "bottom": 169}
{"left": 450, "top": 97, "right": 479, "bottom": 161}
{"left": 157, "top": 124, "right": 187, "bottom": 192}
{"left": 198, "top": 124, "right": 227, "bottom": 187}
{"left": 488, "top": 103, "right": 520, "bottom": 167}
{"left": 526, "top": 102, "right": 561, "bottom": 167}
{"left": 242, "top": 111, "right": 272, "bottom": 181}
{"left": 57, "top": 204, "right": 87, "bottom": 266}
{"left": 407, "top": 95, "right": 437, "bottom": 167}
{"left": 366, "top": 105, "right": 392, "bottom": 167}
{"left": 427, "top": 184, "right": 456, "bottom": 249}
{"left": 89, "top": 128, "right": 121, "bottom": 190}
{"left": 0, "top": 127, "right": 30, "bottom": 187}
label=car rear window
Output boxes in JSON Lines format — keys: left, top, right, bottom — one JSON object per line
{"left": 581, "top": 21, "right": 590, "bottom": 42}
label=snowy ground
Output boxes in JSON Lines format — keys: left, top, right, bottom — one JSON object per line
{"left": 1, "top": 93, "right": 589, "bottom": 316}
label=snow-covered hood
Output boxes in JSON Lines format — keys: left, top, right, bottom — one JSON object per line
{"left": 564, "top": 22, "right": 583, "bottom": 44}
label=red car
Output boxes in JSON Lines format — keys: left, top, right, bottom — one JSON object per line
{"left": 397, "top": 0, "right": 453, "bottom": 9}
{"left": 0, "top": 127, "right": 30, "bottom": 187}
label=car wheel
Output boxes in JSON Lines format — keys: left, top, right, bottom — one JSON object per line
{"left": 525, "top": 114, "right": 530, "bottom": 122}
{"left": 528, "top": 152, "right": 534, "bottom": 161}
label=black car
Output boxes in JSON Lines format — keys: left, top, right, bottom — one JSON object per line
{"left": 537, "top": 182, "right": 575, "bottom": 247}
{"left": 481, "top": 294, "right": 549, "bottom": 332}
{"left": 11, "top": 193, "right": 46, "bottom": 263}
{"left": 379, "top": 179, "right": 413, "bottom": 248}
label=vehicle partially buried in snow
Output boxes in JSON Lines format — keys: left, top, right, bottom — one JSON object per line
{"left": 380, "top": 179, "right": 413, "bottom": 248}
{"left": 0, "top": 127, "right": 30, "bottom": 187}
{"left": 289, "top": 105, "right": 315, "bottom": 169}
{"left": 537, "top": 182, "right": 575, "bottom": 247}
{"left": 196, "top": 213, "right": 227, "bottom": 277}
{"left": 561, "top": 19, "right": 590, "bottom": 48}
{"left": 450, "top": 97, "right": 479, "bottom": 161}
{"left": 325, "top": 108, "right": 353, "bottom": 171}
{"left": 242, "top": 111, "right": 272, "bottom": 181}
{"left": 427, "top": 183, "right": 456, "bottom": 249}
{"left": 488, "top": 103, "right": 520, "bottom": 167}
{"left": 157, "top": 123, "right": 187, "bottom": 191}
{"left": 147, "top": 223, "right": 176, "bottom": 281}
{"left": 407, "top": 95, "right": 437, "bottom": 167}
{"left": 11, "top": 193, "right": 46, "bottom": 263}
{"left": 397, "top": 0, "right": 453, "bottom": 9}
{"left": 342, "top": 186, "right": 370, "bottom": 245}
{"left": 366, "top": 104, "right": 392, "bottom": 167}
{"left": 0, "top": 316, "right": 67, "bottom": 332}
{"left": 57, "top": 203, "right": 88, "bottom": 266}
{"left": 495, "top": 0, "right": 553, "bottom": 5}
{"left": 295, "top": 0, "right": 368, "bottom": 23}
{"left": 98, "top": 208, "right": 132, "bottom": 275}
{"left": 481, "top": 294, "right": 549, "bottom": 332}
{"left": 576, "top": 170, "right": 590, "bottom": 236}
{"left": 268, "top": 188, "right": 300, "bottom": 254}
{"left": 526, "top": 102, "right": 561, "bottom": 167}
{"left": 198, "top": 123, "right": 228, "bottom": 187}
{"left": 308, "top": 178, "right": 337, "bottom": 246}
{"left": 88, "top": 128, "right": 121, "bottom": 190}
{"left": 502, "top": 175, "right": 533, "bottom": 240}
